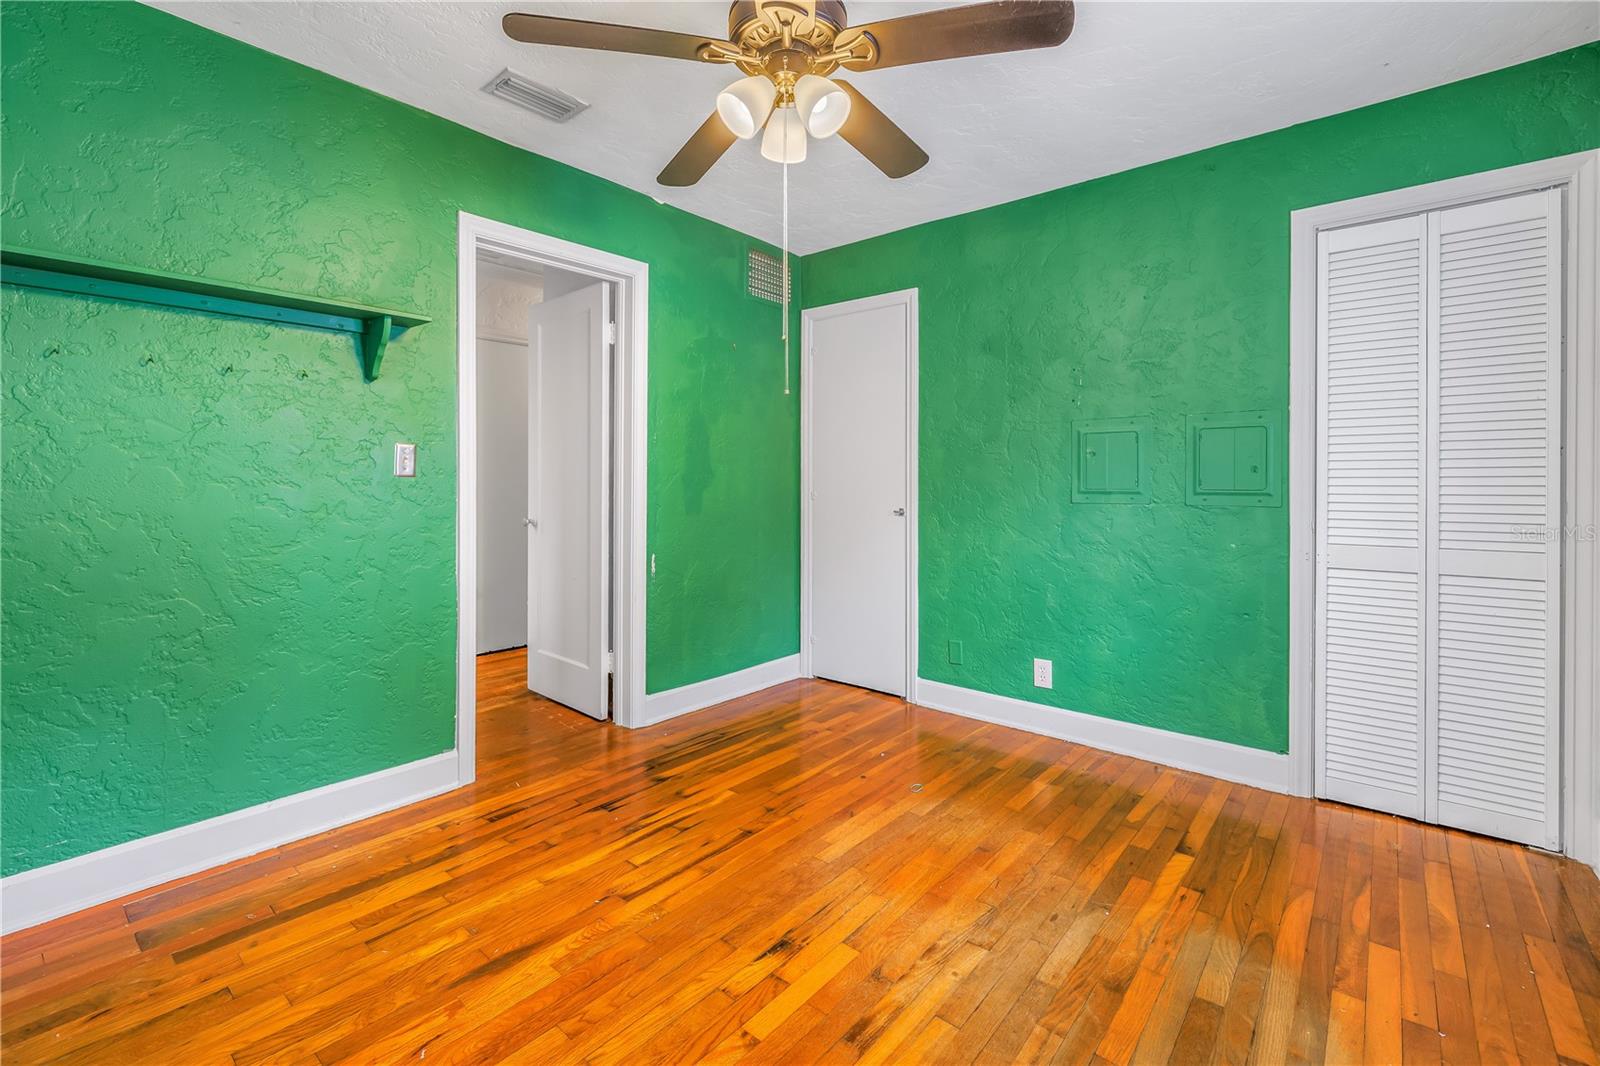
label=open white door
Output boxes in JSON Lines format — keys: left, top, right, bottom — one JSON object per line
{"left": 527, "top": 283, "right": 610, "bottom": 719}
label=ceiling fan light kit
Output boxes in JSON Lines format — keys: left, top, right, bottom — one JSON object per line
{"left": 760, "top": 106, "right": 808, "bottom": 164}
{"left": 792, "top": 73, "right": 849, "bottom": 138}
{"left": 502, "top": 0, "right": 1075, "bottom": 389}
{"left": 716, "top": 74, "right": 777, "bottom": 139}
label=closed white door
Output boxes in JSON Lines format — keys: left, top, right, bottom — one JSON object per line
{"left": 1315, "top": 189, "right": 1562, "bottom": 848}
{"left": 526, "top": 283, "right": 610, "bottom": 719}
{"left": 807, "top": 296, "right": 913, "bottom": 696}
{"left": 1316, "top": 212, "right": 1429, "bottom": 821}
{"left": 477, "top": 336, "right": 531, "bottom": 653}
{"left": 1428, "top": 190, "right": 1562, "bottom": 847}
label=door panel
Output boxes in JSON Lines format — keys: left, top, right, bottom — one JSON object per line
{"left": 477, "top": 336, "right": 531, "bottom": 653}
{"left": 1427, "top": 190, "right": 1561, "bottom": 847}
{"left": 1316, "top": 214, "right": 1428, "bottom": 819}
{"left": 527, "top": 283, "right": 610, "bottom": 720}
{"left": 809, "top": 300, "right": 910, "bottom": 697}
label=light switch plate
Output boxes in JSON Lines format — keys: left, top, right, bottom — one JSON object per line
{"left": 394, "top": 442, "right": 417, "bottom": 477}
{"left": 1033, "top": 658, "right": 1053, "bottom": 689}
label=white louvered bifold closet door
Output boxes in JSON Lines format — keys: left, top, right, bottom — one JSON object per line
{"left": 1316, "top": 214, "right": 1428, "bottom": 820}
{"left": 1316, "top": 189, "right": 1562, "bottom": 849}
{"left": 1427, "top": 189, "right": 1561, "bottom": 849}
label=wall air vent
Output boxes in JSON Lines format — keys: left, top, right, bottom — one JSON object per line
{"left": 747, "top": 248, "right": 789, "bottom": 303}
{"left": 483, "top": 69, "right": 589, "bottom": 123}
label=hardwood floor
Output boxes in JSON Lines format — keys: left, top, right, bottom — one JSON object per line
{"left": 4, "top": 649, "right": 1600, "bottom": 1064}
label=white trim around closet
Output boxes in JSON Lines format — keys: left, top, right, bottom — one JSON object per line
{"left": 1288, "top": 150, "right": 1600, "bottom": 868}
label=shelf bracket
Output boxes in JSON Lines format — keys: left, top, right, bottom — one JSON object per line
{"left": 362, "top": 315, "right": 392, "bottom": 383}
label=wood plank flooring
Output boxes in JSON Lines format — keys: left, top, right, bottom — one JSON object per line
{"left": 4, "top": 648, "right": 1600, "bottom": 1064}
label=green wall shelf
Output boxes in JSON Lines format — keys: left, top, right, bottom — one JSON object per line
{"left": 0, "top": 246, "right": 429, "bottom": 381}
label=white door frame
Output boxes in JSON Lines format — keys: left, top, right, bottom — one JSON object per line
{"left": 799, "top": 288, "right": 920, "bottom": 701}
{"left": 1288, "top": 151, "right": 1599, "bottom": 866}
{"left": 456, "top": 211, "right": 650, "bottom": 783}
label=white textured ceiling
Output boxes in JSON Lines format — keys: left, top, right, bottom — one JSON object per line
{"left": 152, "top": 1, "right": 1598, "bottom": 254}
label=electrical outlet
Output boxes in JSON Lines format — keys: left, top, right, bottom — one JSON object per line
{"left": 1033, "top": 658, "right": 1053, "bottom": 689}
{"left": 394, "top": 442, "right": 417, "bottom": 477}
{"left": 948, "top": 640, "right": 964, "bottom": 665}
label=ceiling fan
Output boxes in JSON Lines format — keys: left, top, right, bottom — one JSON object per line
{"left": 503, "top": 1, "right": 1076, "bottom": 186}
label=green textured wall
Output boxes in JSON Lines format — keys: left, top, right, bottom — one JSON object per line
{"left": 803, "top": 42, "right": 1600, "bottom": 754}
{"left": 1, "top": 2, "right": 799, "bottom": 876}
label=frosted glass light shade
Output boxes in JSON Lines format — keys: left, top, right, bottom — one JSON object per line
{"left": 793, "top": 74, "right": 850, "bottom": 138}
{"left": 716, "top": 76, "right": 776, "bottom": 140}
{"left": 760, "top": 106, "right": 807, "bottom": 163}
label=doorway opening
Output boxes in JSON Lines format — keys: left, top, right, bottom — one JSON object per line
{"left": 456, "top": 213, "right": 651, "bottom": 783}
{"left": 474, "top": 252, "right": 599, "bottom": 661}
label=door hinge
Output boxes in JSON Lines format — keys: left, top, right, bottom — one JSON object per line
{"left": 605, "top": 650, "right": 615, "bottom": 674}
{"left": 605, "top": 322, "right": 618, "bottom": 346}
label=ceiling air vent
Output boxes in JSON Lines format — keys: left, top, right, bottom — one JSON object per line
{"left": 747, "top": 248, "right": 789, "bottom": 304}
{"left": 483, "top": 69, "right": 589, "bottom": 123}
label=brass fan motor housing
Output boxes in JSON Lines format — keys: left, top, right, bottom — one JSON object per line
{"left": 727, "top": 0, "right": 848, "bottom": 44}
{"left": 720, "top": 0, "right": 873, "bottom": 89}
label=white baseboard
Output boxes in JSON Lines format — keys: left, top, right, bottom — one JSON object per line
{"left": 0, "top": 751, "right": 462, "bottom": 935}
{"left": 640, "top": 654, "right": 802, "bottom": 727}
{"left": 915, "top": 680, "right": 1290, "bottom": 793}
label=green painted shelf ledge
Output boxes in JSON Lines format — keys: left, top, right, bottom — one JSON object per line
{"left": 0, "top": 246, "right": 430, "bottom": 381}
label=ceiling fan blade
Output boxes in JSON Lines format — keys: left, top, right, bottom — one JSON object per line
{"left": 837, "top": 1, "right": 1074, "bottom": 71}
{"left": 657, "top": 110, "right": 739, "bottom": 186}
{"left": 502, "top": 13, "right": 732, "bottom": 63}
{"left": 834, "top": 81, "right": 929, "bottom": 179}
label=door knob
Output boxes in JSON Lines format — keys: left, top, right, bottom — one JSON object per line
{"left": 525, "top": 518, "right": 538, "bottom": 528}
{"left": 892, "top": 507, "right": 906, "bottom": 516}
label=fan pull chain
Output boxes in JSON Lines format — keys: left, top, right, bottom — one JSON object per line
{"left": 782, "top": 158, "right": 791, "bottom": 396}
